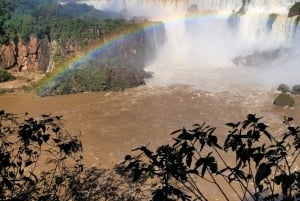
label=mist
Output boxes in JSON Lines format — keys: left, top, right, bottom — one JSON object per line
{"left": 81, "top": 0, "right": 300, "bottom": 91}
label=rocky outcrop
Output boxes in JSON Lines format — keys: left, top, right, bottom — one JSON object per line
{"left": 276, "top": 83, "right": 300, "bottom": 95}
{"left": 292, "top": 84, "right": 300, "bottom": 94}
{"left": 277, "top": 84, "right": 289, "bottom": 93}
{"left": 0, "top": 21, "right": 165, "bottom": 74}
{"left": 232, "top": 49, "right": 289, "bottom": 67}
{"left": 273, "top": 93, "right": 295, "bottom": 107}
{"left": 288, "top": 2, "right": 300, "bottom": 18}
{"left": 0, "top": 36, "right": 49, "bottom": 72}
{"left": 0, "top": 36, "right": 83, "bottom": 72}
{"left": 0, "top": 41, "right": 16, "bottom": 69}
{"left": 37, "top": 67, "right": 151, "bottom": 96}
{"left": 273, "top": 83, "right": 300, "bottom": 107}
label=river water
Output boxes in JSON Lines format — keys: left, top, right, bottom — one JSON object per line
{"left": 0, "top": 82, "right": 299, "bottom": 168}
{"left": 2, "top": 0, "right": 300, "bottom": 168}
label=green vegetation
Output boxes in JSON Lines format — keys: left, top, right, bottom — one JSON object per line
{"left": 296, "top": 15, "right": 300, "bottom": 25}
{"left": 37, "top": 66, "right": 151, "bottom": 96}
{"left": 0, "top": 69, "right": 15, "bottom": 82}
{"left": 288, "top": 2, "right": 300, "bottom": 17}
{"left": 0, "top": 0, "right": 126, "bottom": 44}
{"left": 119, "top": 114, "right": 300, "bottom": 201}
{"left": 267, "top": 13, "right": 279, "bottom": 31}
{"left": 52, "top": 67, "right": 107, "bottom": 95}
{"left": 269, "top": 13, "right": 279, "bottom": 21}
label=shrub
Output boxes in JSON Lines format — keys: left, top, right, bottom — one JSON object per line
{"left": 0, "top": 69, "right": 15, "bottom": 83}
{"left": 119, "top": 114, "right": 300, "bottom": 201}
{"left": 0, "top": 110, "right": 147, "bottom": 200}
{"left": 0, "top": 110, "right": 83, "bottom": 200}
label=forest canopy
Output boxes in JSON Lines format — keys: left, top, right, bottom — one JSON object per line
{"left": 0, "top": 0, "right": 126, "bottom": 44}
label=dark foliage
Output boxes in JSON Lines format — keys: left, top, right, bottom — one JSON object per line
{"left": 37, "top": 66, "right": 151, "bottom": 96}
{"left": 0, "top": 110, "right": 84, "bottom": 200}
{"left": 119, "top": 114, "right": 300, "bottom": 201}
{"left": 0, "top": 110, "right": 150, "bottom": 200}
{"left": 0, "top": 69, "right": 15, "bottom": 83}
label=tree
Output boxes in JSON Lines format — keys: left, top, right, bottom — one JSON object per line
{"left": 0, "top": 110, "right": 83, "bottom": 200}
{"left": 118, "top": 114, "right": 300, "bottom": 201}
{"left": 0, "top": 110, "right": 148, "bottom": 200}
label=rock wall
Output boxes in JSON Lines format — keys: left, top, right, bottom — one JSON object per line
{"left": 0, "top": 21, "right": 166, "bottom": 73}
{"left": 0, "top": 41, "right": 16, "bottom": 69}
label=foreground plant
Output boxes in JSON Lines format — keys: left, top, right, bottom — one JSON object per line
{"left": 118, "top": 114, "right": 300, "bottom": 201}
{"left": 0, "top": 110, "right": 149, "bottom": 201}
{"left": 0, "top": 110, "right": 83, "bottom": 200}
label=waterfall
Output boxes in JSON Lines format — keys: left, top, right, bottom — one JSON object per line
{"left": 79, "top": 0, "right": 300, "bottom": 48}
{"left": 75, "top": 0, "right": 300, "bottom": 89}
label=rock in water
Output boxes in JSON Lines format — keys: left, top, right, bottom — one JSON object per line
{"left": 273, "top": 94, "right": 295, "bottom": 107}
{"left": 292, "top": 84, "right": 300, "bottom": 94}
{"left": 277, "top": 84, "right": 289, "bottom": 93}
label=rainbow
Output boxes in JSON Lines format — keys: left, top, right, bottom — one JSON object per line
{"left": 37, "top": 10, "right": 284, "bottom": 94}
{"left": 37, "top": 20, "right": 166, "bottom": 94}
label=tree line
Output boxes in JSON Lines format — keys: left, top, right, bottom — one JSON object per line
{"left": 0, "top": 0, "right": 126, "bottom": 45}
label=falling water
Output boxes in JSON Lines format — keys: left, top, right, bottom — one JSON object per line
{"left": 76, "top": 0, "right": 300, "bottom": 90}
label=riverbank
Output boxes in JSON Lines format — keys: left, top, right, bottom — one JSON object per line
{"left": 0, "top": 71, "right": 45, "bottom": 93}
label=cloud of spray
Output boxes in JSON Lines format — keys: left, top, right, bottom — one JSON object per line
{"left": 84, "top": 0, "right": 300, "bottom": 91}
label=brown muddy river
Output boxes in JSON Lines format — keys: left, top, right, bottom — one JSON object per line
{"left": 0, "top": 84, "right": 299, "bottom": 169}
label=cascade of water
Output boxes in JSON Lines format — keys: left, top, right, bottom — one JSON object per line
{"left": 81, "top": 0, "right": 299, "bottom": 45}
{"left": 271, "top": 15, "right": 298, "bottom": 47}
{"left": 76, "top": 0, "right": 300, "bottom": 88}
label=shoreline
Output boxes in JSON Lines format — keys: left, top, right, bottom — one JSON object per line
{"left": 0, "top": 71, "right": 45, "bottom": 94}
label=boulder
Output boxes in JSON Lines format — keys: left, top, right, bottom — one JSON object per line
{"left": 232, "top": 49, "right": 289, "bottom": 67}
{"left": 277, "top": 84, "right": 289, "bottom": 93}
{"left": 292, "top": 84, "right": 300, "bottom": 94}
{"left": 273, "top": 93, "right": 295, "bottom": 107}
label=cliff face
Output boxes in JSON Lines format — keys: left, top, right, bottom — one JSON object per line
{"left": 0, "top": 36, "right": 82, "bottom": 72}
{"left": 86, "top": 22, "right": 165, "bottom": 70}
{"left": 0, "top": 21, "right": 165, "bottom": 73}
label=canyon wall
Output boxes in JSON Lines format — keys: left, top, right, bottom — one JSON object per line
{"left": 0, "top": 21, "right": 165, "bottom": 73}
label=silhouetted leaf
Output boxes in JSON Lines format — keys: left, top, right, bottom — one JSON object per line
{"left": 263, "top": 130, "right": 272, "bottom": 141}
{"left": 171, "top": 129, "right": 182, "bottom": 135}
{"left": 255, "top": 163, "right": 271, "bottom": 185}
{"left": 124, "top": 155, "right": 131, "bottom": 161}
{"left": 3, "top": 178, "right": 13, "bottom": 190}
{"left": 186, "top": 152, "right": 193, "bottom": 168}
{"left": 53, "top": 138, "right": 61, "bottom": 143}
{"left": 42, "top": 134, "right": 50, "bottom": 142}
{"left": 242, "top": 120, "right": 251, "bottom": 129}
{"left": 257, "top": 123, "right": 267, "bottom": 131}
{"left": 252, "top": 153, "right": 264, "bottom": 167}
{"left": 226, "top": 122, "right": 240, "bottom": 128}
{"left": 194, "top": 158, "right": 205, "bottom": 170}
{"left": 25, "top": 160, "right": 33, "bottom": 167}
{"left": 247, "top": 114, "right": 260, "bottom": 123}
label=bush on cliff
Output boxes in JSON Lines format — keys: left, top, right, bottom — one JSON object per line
{"left": 288, "top": 2, "right": 300, "bottom": 17}
{"left": 37, "top": 66, "right": 151, "bottom": 96}
{"left": 0, "top": 69, "right": 15, "bottom": 83}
